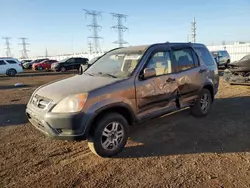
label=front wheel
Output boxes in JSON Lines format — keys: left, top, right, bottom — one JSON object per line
{"left": 6, "top": 69, "right": 17, "bottom": 76}
{"left": 60, "top": 66, "right": 66, "bottom": 72}
{"left": 88, "top": 113, "right": 129, "bottom": 158}
{"left": 191, "top": 88, "right": 212, "bottom": 117}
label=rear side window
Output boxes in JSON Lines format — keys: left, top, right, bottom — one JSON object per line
{"left": 67, "top": 58, "right": 75, "bottom": 63}
{"left": 172, "top": 48, "right": 197, "bottom": 71}
{"left": 0, "top": 60, "right": 6, "bottom": 65}
{"left": 195, "top": 47, "right": 216, "bottom": 66}
{"left": 6, "top": 60, "right": 17, "bottom": 64}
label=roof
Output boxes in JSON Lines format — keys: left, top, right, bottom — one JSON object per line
{"left": 109, "top": 42, "right": 207, "bottom": 54}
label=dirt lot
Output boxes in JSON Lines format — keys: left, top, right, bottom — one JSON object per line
{"left": 1, "top": 70, "right": 250, "bottom": 188}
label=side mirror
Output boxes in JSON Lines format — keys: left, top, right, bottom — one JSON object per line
{"left": 143, "top": 68, "right": 156, "bottom": 79}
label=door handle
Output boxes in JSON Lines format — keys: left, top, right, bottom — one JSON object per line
{"left": 199, "top": 69, "right": 207, "bottom": 73}
{"left": 166, "top": 77, "right": 176, "bottom": 83}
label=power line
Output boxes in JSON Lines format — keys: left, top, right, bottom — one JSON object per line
{"left": 19, "top": 37, "right": 29, "bottom": 58}
{"left": 111, "top": 13, "right": 128, "bottom": 47}
{"left": 83, "top": 9, "right": 103, "bottom": 54}
{"left": 191, "top": 17, "right": 196, "bottom": 43}
{"left": 2, "top": 37, "right": 12, "bottom": 57}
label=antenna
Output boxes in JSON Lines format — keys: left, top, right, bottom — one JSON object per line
{"left": 2, "top": 37, "right": 12, "bottom": 57}
{"left": 111, "top": 13, "right": 129, "bottom": 47}
{"left": 19, "top": 37, "right": 29, "bottom": 58}
{"left": 191, "top": 17, "right": 196, "bottom": 43}
{"left": 83, "top": 9, "right": 103, "bottom": 54}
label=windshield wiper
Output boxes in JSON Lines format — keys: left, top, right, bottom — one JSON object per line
{"left": 97, "top": 72, "right": 117, "bottom": 78}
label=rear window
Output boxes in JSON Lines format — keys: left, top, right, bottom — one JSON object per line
{"left": 195, "top": 47, "right": 216, "bottom": 66}
{"left": 6, "top": 60, "right": 17, "bottom": 64}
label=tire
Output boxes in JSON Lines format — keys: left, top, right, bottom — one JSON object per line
{"left": 225, "top": 60, "right": 230, "bottom": 68}
{"left": 60, "top": 66, "right": 66, "bottom": 72}
{"left": 38, "top": 66, "right": 43, "bottom": 71}
{"left": 6, "top": 69, "right": 17, "bottom": 76}
{"left": 191, "top": 88, "right": 212, "bottom": 117}
{"left": 88, "top": 113, "right": 129, "bottom": 158}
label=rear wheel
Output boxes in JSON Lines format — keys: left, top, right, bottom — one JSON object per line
{"left": 88, "top": 113, "right": 129, "bottom": 157}
{"left": 191, "top": 88, "right": 212, "bottom": 117}
{"left": 6, "top": 69, "right": 17, "bottom": 76}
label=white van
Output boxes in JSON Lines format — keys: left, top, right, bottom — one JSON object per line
{"left": 0, "top": 58, "right": 23, "bottom": 76}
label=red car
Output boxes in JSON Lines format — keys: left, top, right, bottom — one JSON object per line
{"left": 32, "top": 59, "right": 58, "bottom": 70}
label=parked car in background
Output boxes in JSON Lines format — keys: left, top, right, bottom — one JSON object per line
{"left": 79, "top": 56, "right": 101, "bottom": 73}
{"left": 20, "top": 59, "right": 32, "bottom": 68}
{"left": 211, "top": 50, "right": 231, "bottom": 68}
{"left": 0, "top": 58, "right": 23, "bottom": 76}
{"left": 51, "top": 57, "right": 89, "bottom": 72}
{"left": 32, "top": 59, "right": 58, "bottom": 70}
{"left": 23, "top": 58, "right": 49, "bottom": 69}
{"left": 26, "top": 42, "right": 219, "bottom": 157}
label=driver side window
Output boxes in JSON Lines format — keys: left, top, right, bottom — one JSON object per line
{"left": 145, "top": 51, "right": 172, "bottom": 76}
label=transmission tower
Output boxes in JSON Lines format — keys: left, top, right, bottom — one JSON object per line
{"left": 88, "top": 41, "right": 93, "bottom": 54}
{"left": 191, "top": 17, "right": 196, "bottom": 43}
{"left": 2, "top": 37, "right": 12, "bottom": 57}
{"left": 45, "top": 48, "right": 48, "bottom": 57}
{"left": 19, "top": 37, "right": 29, "bottom": 58}
{"left": 111, "top": 13, "right": 128, "bottom": 47}
{"left": 83, "top": 9, "right": 102, "bottom": 54}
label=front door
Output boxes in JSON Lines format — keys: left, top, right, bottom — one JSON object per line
{"left": 135, "top": 48, "right": 179, "bottom": 119}
{"left": 0, "top": 60, "right": 8, "bottom": 74}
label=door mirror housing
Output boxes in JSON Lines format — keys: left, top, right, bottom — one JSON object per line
{"left": 143, "top": 68, "right": 156, "bottom": 79}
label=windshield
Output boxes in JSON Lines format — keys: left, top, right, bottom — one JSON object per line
{"left": 60, "top": 58, "right": 70, "bottom": 63}
{"left": 85, "top": 50, "right": 144, "bottom": 78}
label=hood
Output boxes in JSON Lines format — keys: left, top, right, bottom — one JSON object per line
{"left": 229, "top": 59, "right": 250, "bottom": 68}
{"left": 36, "top": 74, "right": 123, "bottom": 103}
{"left": 33, "top": 62, "right": 41, "bottom": 66}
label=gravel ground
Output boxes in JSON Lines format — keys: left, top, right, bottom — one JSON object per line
{"left": 0, "top": 70, "right": 250, "bottom": 188}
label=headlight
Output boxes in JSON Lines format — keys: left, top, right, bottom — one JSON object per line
{"left": 51, "top": 93, "right": 88, "bottom": 113}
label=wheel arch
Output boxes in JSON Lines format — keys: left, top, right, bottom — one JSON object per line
{"left": 203, "top": 84, "right": 214, "bottom": 102}
{"left": 86, "top": 103, "right": 137, "bottom": 137}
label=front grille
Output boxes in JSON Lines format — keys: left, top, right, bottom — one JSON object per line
{"left": 32, "top": 94, "right": 51, "bottom": 109}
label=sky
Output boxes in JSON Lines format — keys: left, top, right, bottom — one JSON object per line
{"left": 0, "top": 0, "right": 250, "bottom": 57}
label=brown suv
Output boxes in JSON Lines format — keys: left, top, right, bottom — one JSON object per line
{"left": 26, "top": 42, "right": 219, "bottom": 157}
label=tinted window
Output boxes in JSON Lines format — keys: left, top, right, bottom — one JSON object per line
{"left": 0, "top": 60, "right": 6, "bottom": 65}
{"left": 146, "top": 51, "right": 172, "bottom": 76}
{"left": 195, "top": 47, "right": 216, "bottom": 66}
{"left": 172, "top": 48, "right": 195, "bottom": 71}
{"left": 6, "top": 60, "right": 17, "bottom": 64}
{"left": 66, "top": 58, "right": 75, "bottom": 63}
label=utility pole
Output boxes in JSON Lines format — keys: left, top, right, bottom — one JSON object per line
{"left": 2, "top": 37, "right": 12, "bottom": 57}
{"left": 88, "top": 41, "right": 93, "bottom": 54}
{"left": 191, "top": 17, "right": 196, "bottom": 43}
{"left": 111, "top": 13, "right": 128, "bottom": 47}
{"left": 19, "top": 37, "right": 29, "bottom": 58}
{"left": 83, "top": 9, "right": 103, "bottom": 54}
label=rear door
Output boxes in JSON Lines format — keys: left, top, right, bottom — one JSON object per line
{"left": 135, "top": 46, "right": 179, "bottom": 118}
{"left": 0, "top": 60, "right": 8, "bottom": 74}
{"left": 170, "top": 47, "right": 206, "bottom": 104}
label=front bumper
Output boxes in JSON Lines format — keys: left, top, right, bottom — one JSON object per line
{"left": 26, "top": 106, "right": 91, "bottom": 140}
